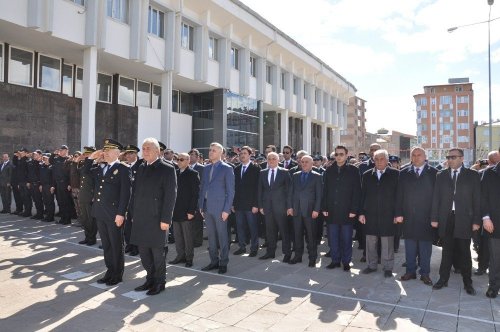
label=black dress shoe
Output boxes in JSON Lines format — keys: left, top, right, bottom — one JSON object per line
{"left": 384, "top": 270, "right": 393, "bottom": 278}
{"left": 420, "top": 275, "right": 433, "bottom": 286}
{"left": 486, "top": 288, "right": 498, "bottom": 298}
{"left": 0, "top": 210, "right": 7, "bottom": 214}
{"left": 146, "top": 283, "right": 165, "bottom": 295}
{"left": 201, "top": 263, "right": 219, "bottom": 271}
{"left": 233, "top": 248, "right": 246, "bottom": 255}
{"left": 360, "top": 256, "right": 366, "bottom": 263}
{"left": 168, "top": 257, "right": 187, "bottom": 265}
{"left": 343, "top": 264, "right": 351, "bottom": 271}
{"left": 259, "top": 253, "right": 275, "bottom": 260}
{"left": 308, "top": 259, "right": 316, "bottom": 267}
{"left": 129, "top": 249, "right": 139, "bottom": 256}
{"left": 98, "top": 245, "right": 103, "bottom": 249}
{"left": 289, "top": 256, "right": 302, "bottom": 264}
{"left": 78, "top": 239, "right": 88, "bottom": 245}
{"left": 249, "top": 250, "right": 258, "bottom": 257}
{"left": 326, "top": 262, "right": 341, "bottom": 269}
{"left": 135, "top": 280, "right": 154, "bottom": 291}
{"left": 185, "top": 260, "right": 193, "bottom": 267}
{"left": 218, "top": 266, "right": 227, "bottom": 274}
{"left": 86, "top": 240, "right": 96, "bottom": 246}
{"left": 474, "top": 269, "right": 486, "bottom": 276}
{"left": 454, "top": 268, "right": 461, "bottom": 274}
{"left": 282, "top": 254, "right": 291, "bottom": 263}
{"left": 432, "top": 279, "right": 448, "bottom": 290}
{"left": 400, "top": 273, "right": 417, "bottom": 281}
{"left": 96, "top": 277, "right": 111, "bottom": 284}
{"left": 124, "top": 244, "right": 132, "bottom": 253}
{"left": 260, "top": 242, "right": 268, "bottom": 248}
{"left": 464, "top": 285, "right": 476, "bottom": 295}
{"left": 106, "top": 277, "right": 122, "bottom": 286}
{"left": 362, "top": 267, "right": 377, "bottom": 274}
{"left": 33, "top": 214, "right": 44, "bottom": 220}
{"left": 21, "top": 212, "right": 32, "bottom": 217}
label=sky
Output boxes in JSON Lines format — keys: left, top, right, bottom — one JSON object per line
{"left": 241, "top": 0, "right": 500, "bottom": 135}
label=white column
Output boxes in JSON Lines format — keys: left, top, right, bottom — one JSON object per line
{"left": 129, "top": 0, "right": 142, "bottom": 60}
{"left": 316, "top": 89, "right": 323, "bottom": 121}
{"left": 239, "top": 48, "right": 250, "bottom": 96}
{"left": 324, "top": 93, "right": 331, "bottom": 124}
{"left": 194, "top": 25, "right": 208, "bottom": 82}
{"left": 284, "top": 72, "right": 293, "bottom": 110}
{"left": 218, "top": 38, "right": 230, "bottom": 89}
{"left": 281, "top": 109, "right": 289, "bottom": 148}
{"left": 296, "top": 78, "right": 303, "bottom": 114}
{"left": 256, "top": 57, "right": 266, "bottom": 100}
{"left": 321, "top": 124, "right": 327, "bottom": 155}
{"left": 272, "top": 66, "right": 280, "bottom": 106}
{"left": 307, "top": 85, "right": 315, "bottom": 118}
{"left": 160, "top": 71, "right": 173, "bottom": 147}
{"left": 337, "top": 99, "right": 343, "bottom": 128}
{"left": 81, "top": 46, "right": 97, "bottom": 148}
{"left": 303, "top": 116, "right": 312, "bottom": 153}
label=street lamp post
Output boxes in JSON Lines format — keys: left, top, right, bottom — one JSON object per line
{"left": 448, "top": 0, "right": 496, "bottom": 152}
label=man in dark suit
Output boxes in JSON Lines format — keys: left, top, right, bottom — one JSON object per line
{"left": 131, "top": 138, "right": 177, "bottom": 295}
{"left": 481, "top": 147, "right": 500, "bottom": 298}
{"left": 27, "top": 150, "right": 44, "bottom": 219}
{"left": 322, "top": 146, "right": 361, "bottom": 271}
{"left": 10, "top": 152, "right": 23, "bottom": 215}
{"left": 233, "top": 146, "right": 261, "bottom": 257}
{"left": 169, "top": 152, "right": 199, "bottom": 268}
{"left": 431, "top": 148, "right": 480, "bottom": 295}
{"left": 188, "top": 148, "right": 205, "bottom": 248}
{"left": 288, "top": 155, "right": 322, "bottom": 267}
{"left": 123, "top": 144, "right": 141, "bottom": 256}
{"left": 198, "top": 142, "right": 235, "bottom": 274}
{"left": 280, "top": 145, "right": 297, "bottom": 170}
{"left": 16, "top": 148, "right": 32, "bottom": 217}
{"left": 39, "top": 154, "right": 55, "bottom": 222}
{"left": 0, "top": 153, "right": 13, "bottom": 213}
{"left": 85, "top": 139, "right": 131, "bottom": 286}
{"left": 51, "top": 145, "right": 73, "bottom": 224}
{"left": 359, "top": 149, "right": 399, "bottom": 278}
{"left": 258, "top": 151, "right": 292, "bottom": 262}
{"left": 76, "top": 147, "right": 97, "bottom": 245}
{"left": 395, "top": 147, "right": 437, "bottom": 286}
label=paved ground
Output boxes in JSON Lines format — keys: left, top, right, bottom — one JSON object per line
{"left": 0, "top": 213, "right": 499, "bottom": 331}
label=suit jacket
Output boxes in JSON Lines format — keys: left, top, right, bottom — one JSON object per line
{"left": 395, "top": 164, "right": 437, "bottom": 241}
{"left": 84, "top": 158, "right": 131, "bottom": 222}
{"left": 191, "top": 163, "right": 204, "bottom": 182}
{"left": 173, "top": 167, "right": 200, "bottom": 222}
{"left": 77, "top": 160, "right": 94, "bottom": 203}
{"left": 360, "top": 167, "right": 399, "bottom": 236}
{"left": 233, "top": 162, "right": 260, "bottom": 211}
{"left": 358, "top": 158, "right": 375, "bottom": 176}
{"left": 257, "top": 167, "right": 291, "bottom": 214}
{"left": 0, "top": 161, "right": 13, "bottom": 186}
{"left": 322, "top": 163, "right": 361, "bottom": 224}
{"left": 481, "top": 163, "right": 500, "bottom": 238}
{"left": 290, "top": 170, "right": 322, "bottom": 217}
{"left": 431, "top": 166, "right": 481, "bottom": 239}
{"left": 198, "top": 161, "right": 235, "bottom": 215}
{"left": 130, "top": 159, "right": 177, "bottom": 247}
{"left": 280, "top": 159, "right": 298, "bottom": 170}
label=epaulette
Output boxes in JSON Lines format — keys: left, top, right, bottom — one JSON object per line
{"left": 120, "top": 161, "right": 131, "bottom": 167}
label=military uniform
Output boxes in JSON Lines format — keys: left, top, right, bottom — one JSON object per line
{"left": 78, "top": 147, "right": 97, "bottom": 245}
{"left": 40, "top": 154, "right": 55, "bottom": 222}
{"left": 123, "top": 144, "right": 141, "bottom": 256}
{"left": 50, "top": 146, "right": 73, "bottom": 224}
{"left": 16, "top": 149, "right": 32, "bottom": 217}
{"left": 27, "top": 152, "right": 44, "bottom": 219}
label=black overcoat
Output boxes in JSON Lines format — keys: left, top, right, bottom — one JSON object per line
{"left": 172, "top": 167, "right": 199, "bottom": 222}
{"left": 481, "top": 163, "right": 500, "bottom": 239}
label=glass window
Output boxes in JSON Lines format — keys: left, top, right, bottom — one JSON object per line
{"left": 38, "top": 54, "right": 61, "bottom": 92}
{"left": 0, "top": 43, "right": 3, "bottom": 82}
{"left": 209, "top": 36, "right": 218, "bottom": 60}
{"left": 148, "top": 6, "right": 164, "bottom": 38}
{"left": 180, "top": 91, "right": 193, "bottom": 115}
{"left": 280, "top": 72, "right": 285, "bottom": 90}
{"left": 118, "top": 76, "right": 135, "bottom": 106}
{"left": 107, "top": 0, "right": 128, "bottom": 23}
{"left": 75, "top": 67, "right": 83, "bottom": 98}
{"left": 72, "top": 0, "right": 85, "bottom": 5}
{"left": 266, "top": 64, "right": 272, "bottom": 84}
{"left": 293, "top": 77, "right": 297, "bottom": 95}
{"left": 97, "top": 73, "right": 112, "bottom": 103}
{"left": 440, "top": 95, "right": 452, "bottom": 104}
{"left": 249, "top": 57, "right": 256, "bottom": 77}
{"left": 230, "top": 47, "right": 239, "bottom": 70}
{"left": 62, "top": 64, "right": 73, "bottom": 96}
{"left": 172, "top": 90, "right": 179, "bottom": 113}
{"left": 152, "top": 84, "right": 161, "bottom": 109}
{"left": 181, "top": 22, "right": 194, "bottom": 51}
{"left": 136, "top": 80, "right": 151, "bottom": 107}
{"left": 9, "top": 47, "right": 34, "bottom": 87}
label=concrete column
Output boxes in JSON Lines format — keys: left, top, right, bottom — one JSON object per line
{"left": 272, "top": 65, "right": 280, "bottom": 106}
{"left": 324, "top": 93, "right": 331, "bottom": 124}
{"left": 281, "top": 109, "right": 289, "bottom": 148}
{"left": 160, "top": 71, "right": 173, "bottom": 147}
{"left": 307, "top": 85, "right": 315, "bottom": 118}
{"left": 343, "top": 102, "right": 348, "bottom": 130}
{"left": 321, "top": 124, "right": 327, "bottom": 155}
{"left": 284, "top": 72, "right": 293, "bottom": 110}
{"left": 169, "top": 12, "right": 181, "bottom": 73}
{"left": 296, "top": 78, "right": 303, "bottom": 114}
{"left": 218, "top": 38, "right": 230, "bottom": 89}
{"left": 194, "top": 25, "right": 208, "bottom": 82}
{"left": 337, "top": 99, "right": 343, "bottom": 128}
{"left": 81, "top": 46, "right": 97, "bottom": 147}
{"left": 303, "top": 116, "right": 312, "bottom": 153}
{"left": 316, "top": 89, "right": 323, "bottom": 121}
{"left": 85, "top": 0, "right": 99, "bottom": 46}
{"left": 129, "top": 0, "right": 142, "bottom": 60}
{"left": 27, "top": 0, "right": 42, "bottom": 29}
{"left": 256, "top": 57, "right": 266, "bottom": 100}
{"left": 239, "top": 48, "right": 250, "bottom": 96}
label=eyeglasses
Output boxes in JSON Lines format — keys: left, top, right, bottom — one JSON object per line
{"left": 283, "top": 151, "right": 291, "bottom": 154}
{"left": 334, "top": 153, "right": 345, "bottom": 157}
{"left": 445, "top": 155, "right": 462, "bottom": 160}
{"left": 177, "top": 158, "right": 187, "bottom": 162}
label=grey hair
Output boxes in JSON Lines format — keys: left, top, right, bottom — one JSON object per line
{"left": 411, "top": 146, "right": 427, "bottom": 157}
{"left": 142, "top": 137, "right": 160, "bottom": 151}
{"left": 373, "top": 149, "right": 389, "bottom": 159}
{"left": 210, "top": 142, "right": 223, "bottom": 151}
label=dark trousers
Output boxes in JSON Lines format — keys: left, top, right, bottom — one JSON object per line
{"left": 30, "top": 183, "right": 44, "bottom": 216}
{"left": 192, "top": 211, "right": 204, "bottom": 247}
{"left": 438, "top": 213, "right": 472, "bottom": 286}
{"left": 235, "top": 210, "right": 259, "bottom": 252}
{"left": 315, "top": 214, "right": 325, "bottom": 242}
{"left": 124, "top": 213, "right": 134, "bottom": 246}
{"left": 477, "top": 229, "right": 490, "bottom": 271}
{"left": 55, "top": 181, "right": 72, "bottom": 221}
{"left": 405, "top": 239, "right": 432, "bottom": 276}
{"left": 80, "top": 200, "right": 96, "bottom": 241}
{"left": 139, "top": 246, "right": 167, "bottom": 284}
{"left": 264, "top": 209, "right": 291, "bottom": 256}
{"left": 11, "top": 183, "right": 23, "bottom": 212}
{"left": 328, "top": 223, "right": 353, "bottom": 264}
{"left": 96, "top": 219, "right": 124, "bottom": 279}
{"left": 0, "top": 184, "right": 11, "bottom": 212}
{"left": 173, "top": 220, "right": 194, "bottom": 261}
{"left": 41, "top": 185, "right": 55, "bottom": 219}
{"left": 19, "top": 183, "right": 32, "bottom": 214}
{"left": 488, "top": 238, "right": 500, "bottom": 291}
{"left": 355, "top": 221, "right": 365, "bottom": 250}
{"left": 293, "top": 215, "right": 317, "bottom": 260}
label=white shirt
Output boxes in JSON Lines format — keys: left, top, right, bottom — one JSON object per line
{"left": 103, "top": 159, "right": 119, "bottom": 175}
{"left": 268, "top": 167, "right": 278, "bottom": 185}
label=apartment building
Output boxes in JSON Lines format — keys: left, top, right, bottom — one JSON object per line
{"left": 340, "top": 96, "right": 366, "bottom": 156}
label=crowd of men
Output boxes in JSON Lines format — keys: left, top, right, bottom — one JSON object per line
{"left": 0, "top": 139, "right": 499, "bottom": 299}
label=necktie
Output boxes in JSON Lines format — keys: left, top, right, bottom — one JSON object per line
{"left": 241, "top": 165, "right": 247, "bottom": 178}
{"left": 270, "top": 169, "right": 275, "bottom": 186}
{"left": 285, "top": 160, "right": 289, "bottom": 168}
{"left": 209, "top": 164, "right": 215, "bottom": 182}
{"left": 103, "top": 164, "right": 109, "bottom": 176}
{"left": 452, "top": 170, "right": 458, "bottom": 194}
{"left": 1, "top": 162, "right": 5, "bottom": 171}
{"left": 378, "top": 170, "right": 383, "bottom": 180}
{"left": 415, "top": 167, "right": 420, "bottom": 178}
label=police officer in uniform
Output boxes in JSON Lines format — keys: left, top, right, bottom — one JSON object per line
{"left": 123, "top": 144, "right": 141, "bottom": 256}
{"left": 85, "top": 139, "right": 131, "bottom": 286}
{"left": 77, "top": 146, "right": 97, "bottom": 245}
{"left": 39, "top": 154, "right": 56, "bottom": 222}
{"left": 51, "top": 145, "right": 73, "bottom": 225}
{"left": 17, "top": 147, "right": 32, "bottom": 217}
{"left": 28, "top": 150, "right": 44, "bottom": 219}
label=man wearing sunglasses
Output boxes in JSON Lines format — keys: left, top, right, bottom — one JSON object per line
{"left": 279, "top": 145, "right": 297, "bottom": 170}
{"left": 431, "top": 148, "right": 481, "bottom": 295}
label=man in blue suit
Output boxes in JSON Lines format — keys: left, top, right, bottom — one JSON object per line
{"left": 198, "top": 142, "right": 235, "bottom": 274}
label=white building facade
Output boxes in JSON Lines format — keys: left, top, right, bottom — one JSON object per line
{"left": 0, "top": 0, "right": 355, "bottom": 155}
